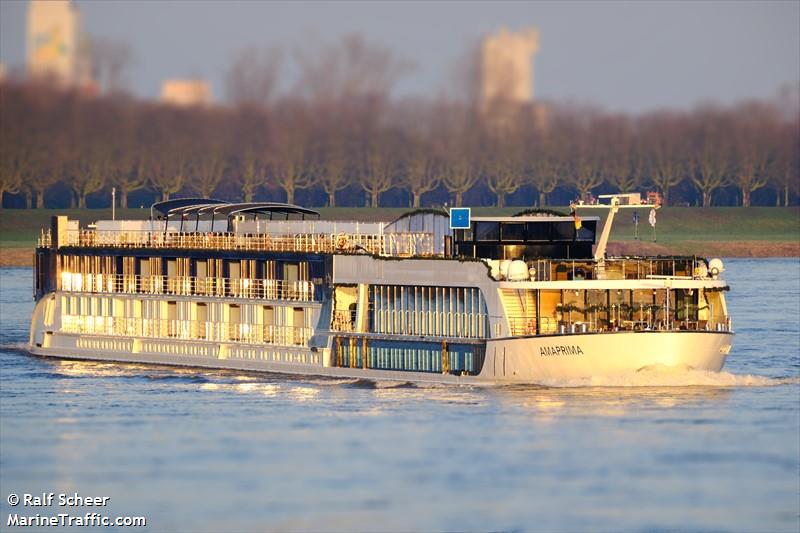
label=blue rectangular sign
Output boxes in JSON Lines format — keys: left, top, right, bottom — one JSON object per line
{"left": 449, "top": 207, "right": 471, "bottom": 229}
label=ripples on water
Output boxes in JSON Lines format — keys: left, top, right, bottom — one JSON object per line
{"left": 1, "top": 260, "right": 798, "bottom": 532}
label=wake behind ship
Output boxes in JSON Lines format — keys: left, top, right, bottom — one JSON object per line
{"left": 29, "top": 195, "right": 733, "bottom": 384}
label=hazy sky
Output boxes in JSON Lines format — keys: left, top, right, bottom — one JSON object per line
{"left": 1, "top": 0, "right": 798, "bottom": 112}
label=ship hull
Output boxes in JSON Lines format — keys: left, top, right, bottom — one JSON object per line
{"left": 481, "top": 331, "right": 732, "bottom": 382}
{"left": 27, "top": 329, "right": 732, "bottom": 385}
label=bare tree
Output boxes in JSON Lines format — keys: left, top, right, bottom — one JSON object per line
{"left": 691, "top": 114, "right": 732, "bottom": 207}
{"left": 691, "top": 145, "right": 730, "bottom": 207}
{"left": 772, "top": 119, "right": 800, "bottom": 206}
{"left": 91, "top": 36, "right": 134, "bottom": 94}
{"left": 0, "top": 146, "right": 22, "bottom": 208}
{"left": 733, "top": 130, "right": 770, "bottom": 207}
{"left": 191, "top": 149, "right": 226, "bottom": 198}
{"left": 146, "top": 136, "right": 190, "bottom": 202}
{"left": 599, "top": 116, "right": 642, "bottom": 194}
{"left": 69, "top": 142, "right": 109, "bottom": 208}
{"left": 571, "top": 158, "right": 603, "bottom": 200}
{"left": 400, "top": 138, "right": 440, "bottom": 208}
{"left": 270, "top": 129, "right": 311, "bottom": 205}
{"left": 107, "top": 107, "right": 145, "bottom": 208}
{"left": 360, "top": 136, "right": 396, "bottom": 208}
{"left": 315, "top": 138, "right": 350, "bottom": 207}
{"left": 436, "top": 104, "right": 483, "bottom": 207}
{"left": 606, "top": 146, "right": 643, "bottom": 194}
{"left": 225, "top": 46, "right": 282, "bottom": 108}
{"left": 523, "top": 130, "right": 562, "bottom": 207}
{"left": 486, "top": 142, "right": 522, "bottom": 207}
{"left": 295, "top": 33, "right": 412, "bottom": 105}
{"left": 442, "top": 158, "right": 480, "bottom": 207}
{"left": 237, "top": 150, "right": 265, "bottom": 202}
{"left": 644, "top": 114, "right": 688, "bottom": 206}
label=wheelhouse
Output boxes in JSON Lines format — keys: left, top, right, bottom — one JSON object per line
{"left": 452, "top": 216, "right": 599, "bottom": 260}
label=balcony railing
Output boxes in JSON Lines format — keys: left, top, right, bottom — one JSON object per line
{"left": 506, "top": 314, "right": 732, "bottom": 336}
{"left": 59, "top": 273, "right": 317, "bottom": 301}
{"left": 39, "top": 229, "right": 438, "bottom": 257}
{"left": 60, "top": 315, "right": 312, "bottom": 347}
{"left": 507, "top": 257, "right": 701, "bottom": 282}
{"left": 331, "top": 309, "right": 356, "bottom": 332}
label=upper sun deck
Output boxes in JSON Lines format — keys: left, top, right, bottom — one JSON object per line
{"left": 38, "top": 200, "right": 443, "bottom": 257}
{"left": 36, "top": 197, "right": 719, "bottom": 284}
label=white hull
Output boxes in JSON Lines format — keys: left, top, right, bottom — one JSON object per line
{"left": 481, "top": 331, "right": 732, "bottom": 382}
{"left": 28, "top": 329, "right": 732, "bottom": 385}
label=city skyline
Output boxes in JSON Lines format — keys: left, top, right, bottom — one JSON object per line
{"left": 0, "top": 0, "right": 798, "bottom": 112}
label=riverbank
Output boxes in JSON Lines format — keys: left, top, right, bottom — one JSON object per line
{"left": 1, "top": 206, "right": 797, "bottom": 266}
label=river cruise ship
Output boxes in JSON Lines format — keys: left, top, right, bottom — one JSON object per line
{"left": 29, "top": 194, "right": 733, "bottom": 383}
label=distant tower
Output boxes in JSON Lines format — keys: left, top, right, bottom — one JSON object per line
{"left": 478, "top": 28, "right": 540, "bottom": 112}
{"left": 26, "top": 0, "right": 91, "bottom": 87}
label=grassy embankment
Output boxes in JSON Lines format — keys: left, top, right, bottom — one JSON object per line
{"left": 1, "top": 206, "right": 798, "bottom": 266}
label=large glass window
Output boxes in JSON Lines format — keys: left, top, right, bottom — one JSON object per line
{"left": 575, "top": 221, "right": 596, "bottom": 242}
{"left": 456, "top": 244, "right": 475, "bottom": 258}
{"left": 552, "top": 222, "right": 574, "bottom": 240}
{"left": 525, "top": 222, "right": 551, "bottom": 241}
{"left": 501, "top": 223, "right": 525, "bottom": 242}
{"left": 475, "top": 222, "right": 500, "bottom": 241}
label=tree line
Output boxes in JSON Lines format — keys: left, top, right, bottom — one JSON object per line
{"left": 1, "top": 71, "right": 798, "bottom": 210}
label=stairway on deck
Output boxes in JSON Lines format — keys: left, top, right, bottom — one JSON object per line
{"left": 501, "top": 289, "right": 537, "bottom": 336}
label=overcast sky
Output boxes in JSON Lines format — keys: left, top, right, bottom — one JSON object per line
{"left": 1, "top": 0, "right": 798, "bottom": 112}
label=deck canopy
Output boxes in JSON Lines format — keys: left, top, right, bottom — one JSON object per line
{"left": 151, "top": 199, "right": 320, "bottom": 232}
{"left": 151, "top": 198, "right": 226, "bottom": 220}
{"left": 208, "top": 202, "right": 320, "bottom": 221}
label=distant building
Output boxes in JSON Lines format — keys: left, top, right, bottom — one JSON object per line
{"left": 478, "top": 28, "right": 540, "bottom": 112}
{"left": 160, "top": 79, "right": 212, "bottom": 107}
{"left": 26, "top": 0, "right": 92, "bottom": 87}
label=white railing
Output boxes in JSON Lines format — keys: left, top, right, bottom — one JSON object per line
{"left": 500, "top": 257, "right": 701, "bottom": 282}
{"left": 505, "top": 314, "right": 731, "bottom": 337}
{"left": 60, "top": 315, "right": 312, "bottom": 347}
{"left": 40, "top": 229, "right": 439, "bottom": 257}
{"left": 59, "top": 273, "right": 316, "bottom": 301}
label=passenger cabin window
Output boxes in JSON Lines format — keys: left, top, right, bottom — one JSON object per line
{"left": 167, "top": 259, "right": 177, "bottom": 279}
{"left": 196, "top": 302, "right": 207, "bottom": 323}
{"left": 262, "top": 305, "right": 274, "bottom": 325}
{"left": 228, "top": 261, "right": 241, "bottom": 279}
{"left": 196, "top": 260, "right": 208, "bottom": 279}
{"left": 283, "top": 262, "right": 299, "bottom": 281}
{"left": 138, "top": 259, "right": 150, "bottom": 277}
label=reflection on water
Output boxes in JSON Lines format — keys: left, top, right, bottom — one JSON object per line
{"left": 42, "top": 357, "right": 789, "bottom": 418}
{"left": 1, "top": 261, "right": 799, "bottom": 532}
{"left": 496, "top": 383, "right": 737, "bottom": 418}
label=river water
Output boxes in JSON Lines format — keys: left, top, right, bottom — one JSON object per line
{"left": 1, "top": 259, "right": 798, "bottom": 532}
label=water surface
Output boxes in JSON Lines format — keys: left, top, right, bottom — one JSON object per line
{"left": 1, "top": 259, "right": 798, "bottom": 531}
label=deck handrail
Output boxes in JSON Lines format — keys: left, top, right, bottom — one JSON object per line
{"left": 39, "top": 228, "right": 437, "bottom": 257}
{"left": 60, "top": 314, "right": 312, "bottom": 347}
{"left": 59, "top": 272, "right": 318, "bottom": 301}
